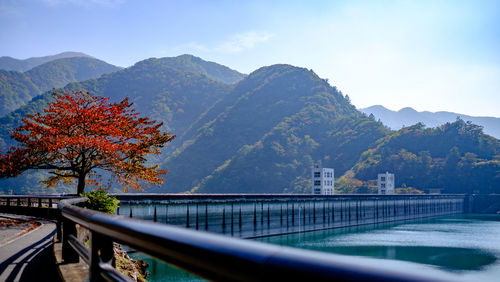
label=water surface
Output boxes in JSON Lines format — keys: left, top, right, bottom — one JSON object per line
{"left": 132, "top": 214, "right": 500, "bottom": 281}
{"left": 258, "top": 214, "right": 500, "bottom": 281}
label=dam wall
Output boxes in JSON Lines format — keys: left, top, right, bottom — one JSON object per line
{"left": 115, "top": 194, "right": 465, "bottom": 238}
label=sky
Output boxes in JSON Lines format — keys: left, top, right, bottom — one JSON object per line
{"left": 1, "top": 0, "right": 499, "bottom": 117}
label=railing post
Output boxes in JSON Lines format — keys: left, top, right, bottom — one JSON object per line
{"left": 267, "top": 205, "right": 270, "bottom": 227}
{"left": 280, "top": 204, "right": 283, "bottom": 226}
{"left": 62, "top": 218, "right": 79, "bottom": 263}
{"left": 238, "top": 206, "right": 242, "bottom": 231}
{"left": 313, "top": 201, "right": 316, "bottom": 224}
{"left": 153, "top": 206, "right": 158, "bottom": 222}
{"left": 196, "top": 204, "right": 199, "bottom": 230}
{"left": 186, "top": 204, "right": 190, "bottom": 228}
{"left": 56, "top": 213, "right": 62, "bottom": 242}
{"left": 222, "top": 207, "right": 226, "bottom": 232}
{"left": 231, "top": 203, "right": 234, "bottom": 235}
{"left": 205, "top": 204, "right": 208, "bottom": 231}
{"left": 89, "top": 231, "right": 114, "bottom": 281}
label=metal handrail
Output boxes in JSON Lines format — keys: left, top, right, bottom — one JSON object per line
{"left": 58, "top": 197, "right": 457, "bottom": 282}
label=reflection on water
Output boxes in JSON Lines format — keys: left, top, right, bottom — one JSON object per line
{"left": 131, "top": 214, "right": 500, "bottom": 281}
{"left": 320, "top": 246, "right": 495, "bottom": 271}
{"left": 258, "top": 214, "right": 500, "bottom": 281}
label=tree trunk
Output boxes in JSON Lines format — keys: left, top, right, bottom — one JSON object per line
{"left": 77, "top": 173, "right": 86, "bottom": 195}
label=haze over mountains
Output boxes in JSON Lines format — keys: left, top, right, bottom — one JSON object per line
{"left": 0, "top": 53, "right": 498, "bottom": 195}
{"left": 360, "top": 105, "right": 500, "bottom": 139}
{"left": 0, "top": 52, "right": 93, "bottom": 72}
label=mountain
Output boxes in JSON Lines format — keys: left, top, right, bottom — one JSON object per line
{"left": 157, "top": 65, "right": 388, "bottom": 193}
{"left": 0, "top": 52, "right": 91, "bottom": 72}
{"left": 0, "top": 70, "right": 40, "bottom": 117}
{"left": 0, "top": 57, "right": 121, "bottom": 116}
{"left": 1, "top": 56, "right": 498, "bottom": 195}
{"left": 158, "top": 54, "right": 246, "bottom": 84}
{"left": 360, "top": 105, "right": 500, "bottom": 139}
{"left": 351, "top": 121, "right": 500, "bottom": 194}
{"left": 25, "top": 57, "right": 122, "bottom": 90}
{"left": 0, "top": 56, "right": 234, "bottom": 194}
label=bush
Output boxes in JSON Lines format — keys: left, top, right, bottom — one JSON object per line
{"left": 80, "top": 189, "right": 120, "bottom": 214}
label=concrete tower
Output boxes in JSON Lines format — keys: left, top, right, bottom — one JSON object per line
{"left": 378, "top": 172, "right": 395, "bottom": 195}
{"left": 312, "top": 165, "right": 334, "bottom": 195}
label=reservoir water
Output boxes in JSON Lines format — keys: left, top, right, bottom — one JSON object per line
{"left": 131, "top": 214, "right": 500, "bottom": 281}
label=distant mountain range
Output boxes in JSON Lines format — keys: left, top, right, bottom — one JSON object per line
{"left": 0, "top": 53, "right": 498, "bottom": 195}
{"left": 0, "top": 56, "right": 121, "bottom": 116}
{"left": 0, "top": 52, "right": 93, "bottom": 72}
{"left": 360, "top": 105, "right": 500, "bottom": 139}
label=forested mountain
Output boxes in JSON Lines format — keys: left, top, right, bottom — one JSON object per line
{"left": 0, "top": 70, "right": 40, "bottom": 117}
{"left": 0, "top": 55, "right": 237, "bottom": 152}
{"left": 0, "top": 57, "right": 121, "bottom": 116}
{"left": 351, "top": 121, "right": 500, "bottom": 194}
{"left": 158, "top": 65, "right": 388, "bottom": 193}
{"left": 361, "top": 105, "right": 500, "bottom": 139}
{"left": 0, "top": 55, "right": 498, "bottom": 195}
{"left": 157, "top": 54, "right": 246, "bottom": 84}
{"left": 0, "top": 56, "right": 234, "bottom": 194}
{"left": 0, "top": 52, "right": 91, "bottom": 72}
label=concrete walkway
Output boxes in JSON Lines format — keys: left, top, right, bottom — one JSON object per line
{"left": 0, "top": 214, "right": 60, "bottom": 282}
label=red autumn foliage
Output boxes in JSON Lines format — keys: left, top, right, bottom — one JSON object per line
{"left": 0, "top": 91, "right": 175, "bottom": 194}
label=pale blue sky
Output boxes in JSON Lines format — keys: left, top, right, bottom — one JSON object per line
{"left": 1, "top": 0, "right": 499, "bottom": 117}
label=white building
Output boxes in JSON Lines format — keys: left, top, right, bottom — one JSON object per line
{"left": 378, "top": 172, "right": 395, "bottom": 195}
{"left": 311, "top": 165, "right": 334, "bottom": 195}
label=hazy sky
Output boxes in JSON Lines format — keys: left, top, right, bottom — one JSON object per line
{"left": 1, "top": 0, "right": 499, "bottom": 117}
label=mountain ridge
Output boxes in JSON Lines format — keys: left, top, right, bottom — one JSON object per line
{"left": 151, "top": 54, "right": 246, "bottom": 84}
{"left": 0, "top": 56, "right": 121, "bottom": 117}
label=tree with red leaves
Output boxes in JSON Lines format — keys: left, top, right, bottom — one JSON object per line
{"left": 0, "top": 91, "right": 175, "bottom": 194}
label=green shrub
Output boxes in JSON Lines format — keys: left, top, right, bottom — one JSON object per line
{"left": 80, "top": 189, "right": 120, "bottom": 214}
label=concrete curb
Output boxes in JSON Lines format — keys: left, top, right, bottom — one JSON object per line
{"left": 53, "top": 239, "right": 89, "bottom": 282}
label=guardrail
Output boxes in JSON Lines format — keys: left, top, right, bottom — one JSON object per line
{"left": 58, "top": 197, "right": 456, "bottom": 282}
{"left": 0, "top": 195, "right": 72, "bottom": 220}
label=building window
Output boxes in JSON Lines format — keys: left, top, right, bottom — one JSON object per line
{"left": 381, "top": 183, "right": 386, "bottom": 188}
{"left": 314, "top": 172, "right": 321, "bottom": 177}
{"left": 314, "top": 180, "right": 321, "bottom": 186}
{"left": 381, "top": 176, "right": 386, "bottom": 181}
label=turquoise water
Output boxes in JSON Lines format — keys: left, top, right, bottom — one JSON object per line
{"left": 259, "top": 214, "right": 500, "bottom": 281}
{"left": 131, "top": 214, "right": 500, "bottom": 281}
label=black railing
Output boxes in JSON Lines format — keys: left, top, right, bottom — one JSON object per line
{"left": 0, "top": 194, "right": 72, "bottom": 208}
{"left": 0, "top": 195, "right": 72, "bottom": 220}
{"left": 58, "top": 197, "right": 457, "bottom": 282}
